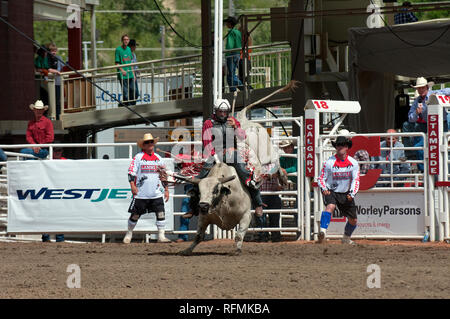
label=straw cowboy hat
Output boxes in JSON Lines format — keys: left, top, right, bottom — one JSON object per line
{"left": 411, "top": 77, "right": 434, "bottom": 89}
{"left": 137, "top": 133, "right": 159, "bottom": 149}
{"left": 29, "top": 100, "right": 48, "bottom": 111}
{"left": 279, "top": 139, "right": 297, "bottom": 148}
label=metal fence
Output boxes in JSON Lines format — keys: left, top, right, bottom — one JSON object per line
{"left": 0, "top": 117, "right": 304, "bottom": 242}
{"left": 308, "top": 132, "right": 430, "bottom": 241}
{"left": 42, "top": 43, "right": 291, "bottom": 119}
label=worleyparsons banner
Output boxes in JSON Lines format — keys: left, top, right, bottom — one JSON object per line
{"left": 7, "top": 159, "right": 174, "bottom": 233}
{"left": 327, "top": 192, "right": 425, "bottom": 236}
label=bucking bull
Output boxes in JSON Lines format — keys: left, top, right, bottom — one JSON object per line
{"left": 164, "top": 81, "right": 299, "bottom": 255}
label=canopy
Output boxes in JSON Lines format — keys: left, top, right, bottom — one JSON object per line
{"left": 348, "top": 19, "right": 450, "bottom": 132}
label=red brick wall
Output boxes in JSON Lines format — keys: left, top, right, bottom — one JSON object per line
{"left": 0, "top": 0, "right": 35, "bottom": 121}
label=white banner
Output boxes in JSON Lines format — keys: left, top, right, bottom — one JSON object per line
{"left": 7, "top": 159, "right": 174, "bottom": 233}
{"left": 327, "top": 192, "right": 425, "bottom": 236}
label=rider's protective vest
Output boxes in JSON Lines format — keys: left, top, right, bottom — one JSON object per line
{"left": 210, "top": 117, "right": 237, "bottom": 152}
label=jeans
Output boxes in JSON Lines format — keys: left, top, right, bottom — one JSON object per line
{"left": 120, "top": 77, "right": 136, "bottom": 106}
{"left": 42, "top": 234, "right": 64, "bottom": 242}
{"left": 55, "top": 85, "right": 61, "bottom": 120}
{"left": 226, "top": 54, "right": 243, "bottom": 92}
{"left": 20, "top": 148, "right": 49, "bottom": 159}
{"left": 178, "top": 196, "right": 191, "bottom": 241}
{"left": 261, "top": 195, "right": 282, "bottom": 241}
{"left": 238, "top": 58, "right": 252, "bottom": 89}
{"left": 196, "top": 151, "right": 263, "bottom": 207}
{"left": 0, "top": 148, "right": 6, "bottom": 162}
{"left": 402, "top": 121, "right": 427, "bottom": 159}
{"left": 134, "top": 79, "right": 140, "bottom": 102}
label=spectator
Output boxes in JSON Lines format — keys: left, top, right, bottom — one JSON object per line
{"left": 128, "top": 39, "right": 140, "bottom": 104}
{"left": 47, "top": 43, "right": 63, "bottom": 120}
{"left": 279, "top": 140, "right": 297, "bottom": 183}
{"left": 115, "top": 34, "right": 135, "bottom": 106}
{"left": 20, "top": 100, "right": 54, "bottom": 159}
{"left": 403, "top": 77, "right": 450, "bottom": 163}
{"left": 224, "top": 16, "right": 244, "bottom": 92}
{"left": 34, "top": 46, "right": 61, "bottom": 107}
{"left": 42, "top": 147, "right": 66, "bottom": 243}
{"left": 372, "top": 129, "right": 410, "bottom": 187}
{"left": 255, "top": 173, "right": 283, "bottom": 242}
{"left": 394, "top": 2, "right": 418, "bottom": 25}
{"left": 238, "top": 24, "right": 253, "bottom": 90}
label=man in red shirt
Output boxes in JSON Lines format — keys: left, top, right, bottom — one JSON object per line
{"left": 186, "top": 98, "right": 264, "bottom": 218}
{"left": 20, "top": 100, "right": 54, "bottom": 159}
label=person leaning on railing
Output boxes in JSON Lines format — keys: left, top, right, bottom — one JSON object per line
{"left": 402, "top": 77, "right": 450, "bottom": 169}
{"left": 20, "top": 100, "right": 54, "bottom": 159}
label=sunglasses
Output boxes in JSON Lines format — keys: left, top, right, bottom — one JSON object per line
{"left": 143, "top": 140, "right": 154, "bottom": 145}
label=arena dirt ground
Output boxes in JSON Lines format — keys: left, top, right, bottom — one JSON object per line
{"left": 0, "top": 239, "right": 449, "bottom": 299}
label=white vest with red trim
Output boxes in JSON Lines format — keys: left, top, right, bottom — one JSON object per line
{"left": 128, "top": 151, "right": 165, "bottom": 199}
{"left": 318, "top": 155, "right": 360, "bottom": 197}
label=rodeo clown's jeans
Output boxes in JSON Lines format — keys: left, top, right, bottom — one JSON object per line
{"left": 188, "top": 150, "right": 264, "bottom": 215}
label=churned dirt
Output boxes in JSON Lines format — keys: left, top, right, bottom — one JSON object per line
{"left": 0, "top": 239, "right": 449, "bottom": 299}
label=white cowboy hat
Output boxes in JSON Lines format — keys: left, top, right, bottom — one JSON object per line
{"left": 137, "top": 133, "right": 160, "bottom": 149}
{"left": 337, "top": 129, "right": 356, "bottom": 136}
{"left": 29, "top": 100, "right": 48, "bottom": 111}
{"left": 411, "top": 77, "right": 433, "bottom": 89}
{"left": 279, "top": 139, "right": 297, "bottom": 148}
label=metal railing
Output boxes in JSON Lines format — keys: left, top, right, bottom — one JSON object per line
{"left": 309, "top": 132, "right": 430, "bottom": 241}
{"left": 41, "top": 43, "right": 291, "bottom": 118}
{"left": 0, "top": 118, "right": 303, "bottom": 242}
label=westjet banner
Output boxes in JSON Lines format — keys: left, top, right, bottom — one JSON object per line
{"left": 7, "top": 159, "right": 174, "bottom": 233}
{"left": 327, "top": 192, "right": 425, "bottom": 236}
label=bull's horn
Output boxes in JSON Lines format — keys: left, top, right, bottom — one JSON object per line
{"left": 218, "top": 175, "right": 236, "bottom": 184}
{"left": 174, "top": 174, "right": 201, "bottom": 184}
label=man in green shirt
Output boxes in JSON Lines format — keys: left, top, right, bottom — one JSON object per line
{"left": 224, "top": 16, "right": 243, "bottom": 92}
{"left": 115, "top": 34, "right": 136, "bottom": 106}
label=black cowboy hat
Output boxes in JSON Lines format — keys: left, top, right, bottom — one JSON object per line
{"left": 128, "top": 39, "right": 139, "bottom": 47}
{"left": 224, "top": 16, "right": 238, "bottom": 26}
{"left": 331, "top": 136, "right": 352, "bottom": 149}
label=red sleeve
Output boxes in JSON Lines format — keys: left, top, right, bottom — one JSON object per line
{"left": 44, "top": 118, "right": 54, "bottom": 144}
{"left": 26, "top": 121, "right": 36, "bottom": 144}
{"left": 202, "top": 119, "right": 215, "bottom": 156}
{"left": 232, "top": 116, "right": 246, "bottom": 140}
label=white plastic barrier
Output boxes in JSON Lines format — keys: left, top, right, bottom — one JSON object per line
{"left": 430, "top": 94, "right": 450, "bottom": 241}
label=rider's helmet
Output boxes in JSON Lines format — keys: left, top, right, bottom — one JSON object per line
{"left": 213, "top": 98, "right": 231, "bottom": 122}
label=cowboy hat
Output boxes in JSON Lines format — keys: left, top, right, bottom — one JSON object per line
{"left": 29, "top": 100, "right": 48, "bottom": 111}
{"left": 279, "top": 139, "right": 297, "bottom": 148}
{"left": 331, "top": 136, "right": 352, "bottom": 149}
{"left": 411, "top": 77, "right": 433, "bottom": 89}
{"left": 224, "top": 16, "right": 238, "bottom": 26}
{"left": 137, "top": 133, "right": 160, "bottom": 149}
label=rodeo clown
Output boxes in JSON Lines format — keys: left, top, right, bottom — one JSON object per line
{"left": 317, "top": 134, "right": 360, "bottom": 245}
{"left": 184, "top": 98, "right": 264, "bottom": 218}
{"left": 123, "top": 133, "right": 171, "bottom": 244}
